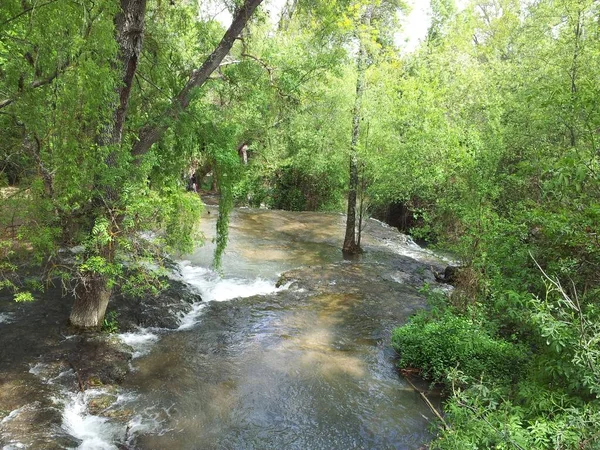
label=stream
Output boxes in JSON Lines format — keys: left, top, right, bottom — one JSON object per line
{"left": 1, "top": 207, "right": 450, "bottom": 450}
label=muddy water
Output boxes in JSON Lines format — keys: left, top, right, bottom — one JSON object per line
{"left": 0, "top": 208, "right": 449, "bottom": 449}
{"left": 120, "top": 208, "right": 447, "bottom": 449}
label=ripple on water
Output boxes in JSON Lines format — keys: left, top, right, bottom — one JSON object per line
{"left": 118, "top": 330, "right": 159, "bottom": 359}
{"left": 173, "top": 260, "right": 289, "bottom": 330}
{"left": 0, "top": 312, "right": 13, "bottom": 324}
{"left": 177, "top": 260, "right": 283, "bottom": 302}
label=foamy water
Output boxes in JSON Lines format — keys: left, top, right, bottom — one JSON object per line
{"left": 2, "top": 443, "right": 26, "bottom": 449}
{"left": 59, "top": 260, "right": 289, "bottom": 445}
{"left": 61, "top": 390, "right": 123, "bottom": 450}
{"left": 118, "top": 331, "right": 159, "bottom": 359}
{"left": 174, "top": 260, "right": 287, "bottom": 330}
{"left": 59, "top": 389, "right": 158, "bottom": 450}
{"left": 14, "top": 210, "right": 448, "bottom": 449}
{"left": 177, "top": 261, "right": 282, "bottom": 302}
{"left": 1, "top": 407, "right": 23, "bottom": 425}
{"left": 0, "top": 312, "right": 13, "bottom": 324}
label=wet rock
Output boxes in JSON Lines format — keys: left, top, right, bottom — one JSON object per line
{"left": 104, "top": 407, "right": 134, "bottom": 422}
{"left": 88, "top": 392, "right": 118, "bottom": 415}
{"left": 0, "top": 268, "right": 201, "bottom": 448}
{"left": 435, "top": 265, "right": 461, "bottom": 284}
{"left": 47, "top": 435, "right": 83, "bottom": 449}
{"left": 275, "top": 273, "right": 292, "bottom": 288}
{"left": 67, "top": 335, "right": 133, "bottom": 386}
{"left": 0, "top": 400, "right": 65, "bottom": 450}
{"left": 112, "top": 278, "right": 202, "bottom": 331}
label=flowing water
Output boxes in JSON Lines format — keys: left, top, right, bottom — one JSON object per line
{"left": 1, "top": 208, "right": 450, "bottom": 450}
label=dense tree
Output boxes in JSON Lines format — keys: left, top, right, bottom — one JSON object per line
{"left": 386, "top": 0, "right": 600, "bottom": 447}
{"left": 1, "top": 0, "right": 263, "bottom": 327}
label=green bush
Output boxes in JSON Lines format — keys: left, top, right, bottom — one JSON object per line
{"left": 392, "top": 311, "right": 527, "bottom": 385}
{"left": 431, "top": 383, "right": 600, "bottom": 450}
{"left": 101, "top": 311, "right": 119, "bottom": 334}
{"left": 234, "top": 160, "right": 344, "bottom": 211}
{"left": 393, "top": 282, "right": 600, "bottom": 449}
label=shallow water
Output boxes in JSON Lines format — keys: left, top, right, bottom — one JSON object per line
{"left": 119, "top": 208, "right": 446, "bottom": 449}
{"left": 1, "top": 208, "right": 449, "bottom": 449}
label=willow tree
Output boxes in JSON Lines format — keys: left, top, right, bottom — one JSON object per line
{"left": 1, "top": 0, "right": 263, "bottom": 328}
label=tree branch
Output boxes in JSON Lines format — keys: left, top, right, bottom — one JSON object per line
{"left": 0, "top": 0, "right": 61, "bottom": 27}
{"left": 241, "top": 53, "right": 274, "bottom": 81}
{"left": 0, "top": 61, "right": 68, "bottom": 110}
{"left": 1, "top": 3, "right": 101, "bottom": 111}
{"left": 131, "top": 0, "right": 263, "bottom": 158}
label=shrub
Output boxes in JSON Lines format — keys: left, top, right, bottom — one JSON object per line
{"left": 101, "top": 311, "right": 119, "bottom": 334}
{"left": 392, "top": 311, "right": 527, "bottom": 386}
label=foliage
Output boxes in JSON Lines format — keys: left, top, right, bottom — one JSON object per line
{"left": 380, "top": 2, "right": 600, "bottom": 445}
{"left": 228, "top": 22, "right": 351, "bottom": 213}
{"left": 2, "top": 0, "right": 600, "bottom": 444}
{"left": 392, "top": 309, "right": 526, "bottom": 385}
{"left": 0, "top": 0, "right": 237, "bottom": 310}
{"left": 101, "top": 310, "right": 119, "bottom": 334}
{"left": 394, "top": 280, "right": 600, "bottom": 449}
{"left": 14, "top": 291, "right": 34, "bottom": 303}
{"left": 433, "top": 379, "right": 600, "bottom": 450}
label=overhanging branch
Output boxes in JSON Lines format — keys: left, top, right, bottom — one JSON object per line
{"left": 0, "top": 62, "right": 69, "bottom": 110}
{"left": 131, "top": 0, "right": 263, "bottom": 158}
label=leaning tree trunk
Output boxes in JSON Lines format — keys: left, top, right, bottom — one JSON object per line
{"left": 131, "top": 0, "right": 264, "bottom": 158}
{"left": 343, "top": 24, "right": 368, "bottom": 256}
{"left": 70, "top": 0, "right": 264, "bottom": 328}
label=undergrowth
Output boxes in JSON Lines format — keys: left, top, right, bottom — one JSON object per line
{"left": 392, "top": 278, "right": 600, "bottom": 449}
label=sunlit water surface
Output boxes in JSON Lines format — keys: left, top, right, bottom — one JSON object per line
{"left": 121, "top": 208, "right": 446, "bottom": 449}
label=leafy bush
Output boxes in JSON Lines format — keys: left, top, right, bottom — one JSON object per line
{"left": 394, "top": 279, "right": 600, "bottom": 449}
{"left": 432, "top": 380, "right": 600, "bottom": 450}
{"left": 392, "top": 310, "right": 527, "bottom": 386}
{"left": 235, "top": 159, "right": 345, "bottom": 211}
{"left": 101, "top": 311, "right": 119, "bottom": 334}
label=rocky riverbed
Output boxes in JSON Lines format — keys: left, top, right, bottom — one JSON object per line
{"left": 0, "top": 278, "right": 200, "bottom": 449}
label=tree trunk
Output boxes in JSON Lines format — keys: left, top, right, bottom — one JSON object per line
{"left": 568, "top": 8, "right": 582, "bottom": 148}
{"left": 69, "top": 0, "right": 147, "bottom": 329}
{"left": 111, "top": 0, "right": 147, "bottom": 145}
{"left": 278, "top": 0, "right": 298, "bottom": 31}
{"left": 343, "top": 21, "right": 368, "bottom": 256}
{"left": 70, "top": 274, "right": 112, "bottom": 328}
{"left": 69, "top": 0, "right": 263, "bottom": 328}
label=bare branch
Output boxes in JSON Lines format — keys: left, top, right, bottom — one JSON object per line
{"left": 530, "top": 251, "right": 578, "bottom": 311}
